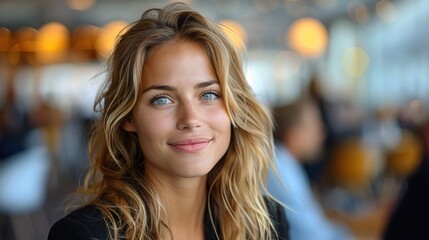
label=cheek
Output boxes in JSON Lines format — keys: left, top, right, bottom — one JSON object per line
{"left": 210, "top": 108, "right": 231, "bottom": 131}
{"left": 133, "top": 114, "right": 170, "bottom": 142}
{"left": 211, "top": 109, "right": 232, "bottom": 151}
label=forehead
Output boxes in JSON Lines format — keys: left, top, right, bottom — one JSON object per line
{"left": 141, "top": 40, "right": 218, "bottom": 87}
{"left": 145, "top": 39, "right": 208, "bottom": 65}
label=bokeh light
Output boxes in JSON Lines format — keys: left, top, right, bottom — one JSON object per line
{"left": 95, "top": 20, "right": 129, "bottom": 59}
{"left": 67, "top": 0, "right": 96, "bottom": 11}
{"left": 0, "top": 27, "right": 12, "bottom": 53}
{"left": 341, "top": 46, "right": 370, "bottom": 78}
{"left": 36, "top": 22, "right": 70, "bottom": 64}
{"left": 71, "top": 24, "right": 100, "bottom": 61}
{"left": 8, "top": 44, "right": 20, "bottom": 66}
{"left": 14, "top": 27, "right": 39, "bottom": 65}
{"left": 286, "top": 18, "right": 328, "bottom": 58}
{"left": 219, "top": 20, "right": 247, "bottom": 51}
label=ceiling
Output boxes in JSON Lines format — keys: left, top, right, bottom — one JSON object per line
{"left": 0, "top": 0, "right": 383, "bottom": 49}
{"left": 0, "top": 0, "right": 427, "bottom": 58}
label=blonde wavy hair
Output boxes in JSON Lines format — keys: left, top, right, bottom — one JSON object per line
{"left": 81, "top": 2, "right": 276, "bottom": 239}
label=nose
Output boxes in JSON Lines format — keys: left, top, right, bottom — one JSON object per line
{"left": 176, "top": 101, "right": 203, "bottom": 130}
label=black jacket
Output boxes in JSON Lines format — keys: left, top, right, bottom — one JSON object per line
{"left": 48, "top": 197, "right": 289, "bottom": 239}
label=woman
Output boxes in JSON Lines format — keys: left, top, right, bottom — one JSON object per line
{"left": 48, "top": 2, "right": 288, "bottom": 239}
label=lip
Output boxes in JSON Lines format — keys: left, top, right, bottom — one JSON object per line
{"left": 168, "top": 138, "right": 212, "bottom": 152}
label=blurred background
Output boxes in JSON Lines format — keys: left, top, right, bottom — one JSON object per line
{"left": 1, "top": 0, "right": 428, "bottom": 239}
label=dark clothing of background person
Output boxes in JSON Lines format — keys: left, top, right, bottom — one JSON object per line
{"left": 383, "top": 154, "right": 429, "bottom": 240}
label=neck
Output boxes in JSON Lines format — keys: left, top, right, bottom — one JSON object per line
{"left": 157, "top": 176, "right": 208, "bottom": 240}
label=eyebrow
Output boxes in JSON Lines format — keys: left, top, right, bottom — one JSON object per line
{"left": 142, "top": 80, "right": 219, "bottom": 94}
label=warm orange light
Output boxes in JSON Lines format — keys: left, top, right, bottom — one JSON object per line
{"left": 286, "top": 18, "right": 328, "bottom": 58}
{"left": 72, "top": 25, "right": 100, "bottom": 50}
{"left": 219, "top": 20, "right": 247, "bottom": 51}
{"left": 0, "top": 27, "right": 11, "bottom": 52}
{"left": 16, "top": 27, "right": 38, "bottom": 53}
{"left": 95, "top": 21, "right": 129, "bottom": 59}
{"left": 71, "top": 24, "right": 100, "bottom": 61}
{"left": 15, "top": 27, "right": 39, "bottom": 64}
{"left": 36, "top": 22, "right": 70, "bottom": 64}
{"left": 67, "top": 0, "right": 96, "bottom": 11}
{"left": 8, "top": 44, "right": 20, "bottom": 65}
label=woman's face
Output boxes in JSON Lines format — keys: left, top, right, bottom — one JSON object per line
{"left": 123, "top": 40, "right": 231, "bottom": 181}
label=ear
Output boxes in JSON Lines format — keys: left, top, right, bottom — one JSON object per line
{"left": 122, "top": 118, "right": 137, "bottom": 132}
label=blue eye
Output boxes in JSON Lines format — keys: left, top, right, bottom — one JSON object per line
{"left": 151, "top": 96, "right": 172, "bottom": 106}
{"left": 201, "top": 91, "right": 219, "bottom": 101}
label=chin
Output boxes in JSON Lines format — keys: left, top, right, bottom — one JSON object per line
{"left": 178, "top": 166, "right": 214, "bottom": 178}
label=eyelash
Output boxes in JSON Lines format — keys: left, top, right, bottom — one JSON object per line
{"left": 148, "top": 90, "right": 221, "bottom": 106}
{"left": 149, "top": 94, "right": 172, "bottom": 105}
{"left": 200, "top": 90, "right": 221, "bottom": 100}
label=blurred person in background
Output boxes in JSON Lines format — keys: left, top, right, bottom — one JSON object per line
{"left": 267, "top": 97, "right": 353, "bottom": 240}
{"left": 305, "top": 75, "right": 364, "bottom": 184}
{"left": 48, "top": 3, "right": 289, "bottom": 240}
{"left": 0, "top": 70, "right": 26, "bottom": 161}
{"left": 383, "top": 108, "right": 429, "bottom": 240}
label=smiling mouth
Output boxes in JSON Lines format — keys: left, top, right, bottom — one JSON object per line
{"left": 169, "top": 139, "right": 212, "bottom": 152}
